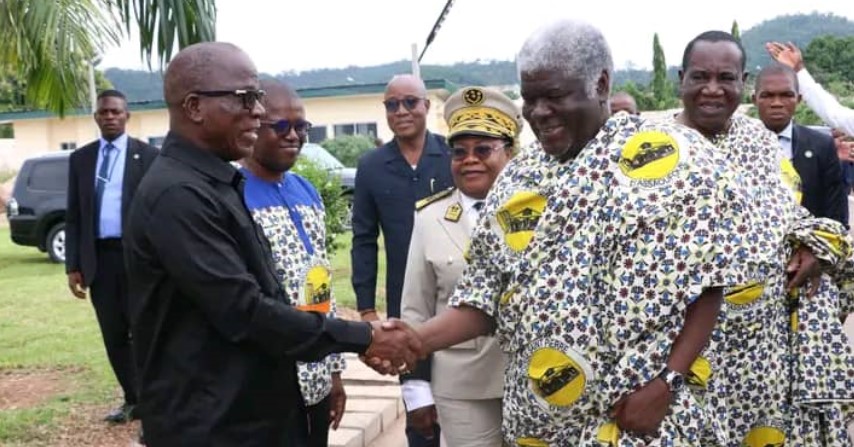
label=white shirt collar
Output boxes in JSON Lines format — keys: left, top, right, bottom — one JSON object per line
{"left": 778, "top": 121, "right": 794, "bottom": 140}
{"left": 459, "top": 191, "right": 484, "bottom": 214}
{"left": 99, "top": 133, "right": 129, "bottom": 152}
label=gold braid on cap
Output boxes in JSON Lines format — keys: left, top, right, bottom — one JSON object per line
{"left": 448, "top": 107, "right": 519, "bottom": 143}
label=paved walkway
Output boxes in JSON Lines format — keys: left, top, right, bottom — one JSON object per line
{"left": 331, "top": 354, "right": 406, "bottom": 447}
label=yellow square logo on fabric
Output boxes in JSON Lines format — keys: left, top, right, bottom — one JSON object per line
{"left": 743, "top": 425, "right": 785, "bottom": 447}
{"left": 725, "top": 282, "right": 765, "bottom": 306}
{"left": 299, "top": 265, "right": 331, "bottom": 313}
{"left": 619, "top": 130, "right": 680, "bottom": 180}
{"left": 527, "top": 347, "right": 586, "bottom": 407}
{"left": 515, "top": 438, "right": 549, "bottom": 447}
{"left": 496, "top": 191, "right": 546, "bottom": 252}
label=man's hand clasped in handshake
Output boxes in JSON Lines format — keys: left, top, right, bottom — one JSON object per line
{"left": 362, "top": 319, "right": 423, "bottom": 375}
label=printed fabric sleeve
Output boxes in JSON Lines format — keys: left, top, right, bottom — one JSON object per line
{"left": 788, "top": 205, "right": 853, "bottom": 268}
{"left": 602, "top": 158, "right": 750, "bottom": 404}
{"left": 447, "top": 214, "right": 507, "bottom": 318}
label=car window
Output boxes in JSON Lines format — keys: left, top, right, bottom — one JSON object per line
{"left": 301, "top": 144, "right": 344, "bottom": 170}
{"left": 28, "top": 161, "right": 67, "bottom": 192}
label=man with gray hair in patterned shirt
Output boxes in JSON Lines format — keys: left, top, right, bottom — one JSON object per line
{"left": 373, "top": 19, "right": 757, "bottom": 445}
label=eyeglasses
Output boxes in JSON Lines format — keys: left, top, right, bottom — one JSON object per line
{"left": 383, "top": 96, "right": 424, "bottom": 113}
{"left": 260, "top": 119, "right": 313, "bottom": 136}
{"left": 192, "top": 89, "right": 266, "bottom": 110}
{"left": 450, "top": 143, "right": 508, "bottom": 161}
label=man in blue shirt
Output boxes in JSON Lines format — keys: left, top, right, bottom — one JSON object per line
{"left": 241, "top": 80, "right": 347, "bottom": 447}
{"left": 65, "top": 89, "right": 158, "bottom": 423}
{"left": 350, "top": 74, "right": 454, "bottom": 446}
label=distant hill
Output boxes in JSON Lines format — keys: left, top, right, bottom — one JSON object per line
{"left": 104, "top": 13, "right": 854, "bottom": 102}
{"left": 741, "top": 12, "right": 854, "bottom": 71}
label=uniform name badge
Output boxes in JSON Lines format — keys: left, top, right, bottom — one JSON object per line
{"left": 297, "top": 260, "right": 332, "bottom": 314}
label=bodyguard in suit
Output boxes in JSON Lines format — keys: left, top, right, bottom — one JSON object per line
{"left": 753, "top": 63, "right": 848, "bottom": 226}
{"left": 65, "top": 89, "right": 158, "bottom": 422}
{"left": 401, "top": 87, "right": 519, "bottom": 446}
{"left": 351, "top": 74, "right": 453, "bottom": 446}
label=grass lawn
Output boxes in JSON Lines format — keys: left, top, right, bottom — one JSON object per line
{"left": 0, "top": 225, "right": 385, "bottom": 444}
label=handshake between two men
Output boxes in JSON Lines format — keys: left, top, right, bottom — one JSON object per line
{"left": 359, "top": 306, "right": 495, "bottom": 375}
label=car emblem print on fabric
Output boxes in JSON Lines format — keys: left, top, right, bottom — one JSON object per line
{"left": 618, "top": 130, "right": 680, "bottom": 181}
{"left": 298, "top": 265, "right": 332, "bottom": 313}
{"left": 496, "top": 191, "right": 546, "bottom": 252}
{"left": 527, "top": 347, "right": 587, "bottom": 407}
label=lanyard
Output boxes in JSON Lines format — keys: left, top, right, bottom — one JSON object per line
{"left": 275, "top": 182, "right": 315, "bottom": 257}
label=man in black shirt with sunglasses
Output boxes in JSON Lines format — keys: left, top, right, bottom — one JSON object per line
{"left": 125, "top": 42, "right": 421, "bottom": 447}
{"left": 351, "top": 74, "right": 453, "bottom": 446}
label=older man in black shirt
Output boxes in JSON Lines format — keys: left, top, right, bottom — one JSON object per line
{"left": 125, "top": 42, "right": 419, "bottom": 447}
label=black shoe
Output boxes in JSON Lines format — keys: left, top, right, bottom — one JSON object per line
{"left": 104, "top": 403, "right": 136, "bottom": 423}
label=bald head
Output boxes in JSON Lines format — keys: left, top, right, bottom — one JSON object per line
{"left": 610, "top": 92, "right": 638, "bottom": 115}
{"left": 164, "top": 42, "right": 256, "bottom": 108}
{"left": 383, "top": 74, "right": 430, "bottom": 140}
{"left": 385, "top": 74, "right": 427, "bottom": 97}
{"left": 260, "top": 79, "right": 300, "bottom": 109}
{"left": 163, "top": 41, "right": 264, "bottom": 161}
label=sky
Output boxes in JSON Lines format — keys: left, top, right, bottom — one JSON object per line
{"left": 100, "top": 0, "right": 854, "bottom": 75}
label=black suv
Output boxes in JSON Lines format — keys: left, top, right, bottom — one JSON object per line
{"left": 6, "top": 151, "right": 70, "bottom": 263}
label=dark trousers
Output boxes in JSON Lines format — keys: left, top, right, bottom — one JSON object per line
{"left": 91, "top": 240, "right": 137, "bottom": 405}
{"left": 306, "top": 395, "right": 330, "bottom": 447}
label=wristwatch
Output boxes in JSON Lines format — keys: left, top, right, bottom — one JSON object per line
{"left": 658, "top": 367, "right": 685, "bottom": 393}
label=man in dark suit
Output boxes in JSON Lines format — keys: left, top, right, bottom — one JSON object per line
{"left": 754, "top": 63, "right": 848, "bottom": 226}
{"left": 351, "top": 74, "right": 453, "bottom": 446}
{"left": 65, "top": 89, "right": 159, "bottom": 422}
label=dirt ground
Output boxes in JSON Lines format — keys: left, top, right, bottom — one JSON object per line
{"left": 0, "top": 368, "right": 140, "bottom": 446}
{"left": 0, "top": 307, "right": 370, "bottom": 446}
{"left": 0, "top": 369, "right": 66, "bottom": 412}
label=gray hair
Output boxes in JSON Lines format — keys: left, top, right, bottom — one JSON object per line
{"left": 517, "top": 19, "right": 614, "bottom": 97}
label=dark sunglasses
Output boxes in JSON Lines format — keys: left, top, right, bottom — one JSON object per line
{"left": 450, "top": 143, "right": 507, "bottom": 161}
{"left": 383, "top": 96, "right": 424, "bottom": 113}
{"left": 260, "top": 119, "right": 313, "bottom": 136}
{"left": 193, "top": 89, "right": 266, "bottom": 110}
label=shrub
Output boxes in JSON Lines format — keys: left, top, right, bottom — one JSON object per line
{"left": 320, "top": 135, "right": 375, "bottom": 167}
{"left": 291, "top": 157, "right": 347, "bottom": 254}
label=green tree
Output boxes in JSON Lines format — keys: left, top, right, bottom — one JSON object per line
{"left": 291, "top": 158, "right": 347, "bottom": 254}
{"left": 652, "top": 33, "right": 667, "bottom": 105}
{"left": 803, "top": 35, "right": 854, "bottom": 87}
{"left": 731, "top": 20, "right": 741, "bottom": 42}
{"left": 613, "top": 81, "right": 656, "bottom": 112}
{"left": 649, "top": 34, "right": 679, "bottom": 110}
{"left": 0, "top": 1, "right": 216, "bottom": 116}
{"left": 320, "top": 135, "right": 375, "bottom": 168}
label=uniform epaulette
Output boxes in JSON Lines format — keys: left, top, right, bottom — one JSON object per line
{"left": 415, "top": 187, "right": 455, "bottom": 211}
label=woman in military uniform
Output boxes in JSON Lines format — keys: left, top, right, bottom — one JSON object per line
{"left": 400, "top": 85, "right": 520, "bottom": 446}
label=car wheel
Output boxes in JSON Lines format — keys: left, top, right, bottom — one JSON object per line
{"left": 46, "top": 222, "right": 66, "bottom": 264}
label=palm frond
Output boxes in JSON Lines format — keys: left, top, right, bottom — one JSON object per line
{"left": 0, "top": 0, "right": 118, "bottom": 115}
{"left": 103, "top": 0, "right": 217, "bottom": 69}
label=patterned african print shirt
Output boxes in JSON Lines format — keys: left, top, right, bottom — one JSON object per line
{"left": 448, "top": 114, "right": 755, "bottom": 445}
{"left": 242, "top": 169, "right": 345, "bottom": 407}
{"left": 685, "top": 114, "right": 854, "bottom": 446}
